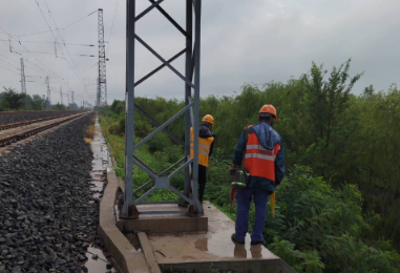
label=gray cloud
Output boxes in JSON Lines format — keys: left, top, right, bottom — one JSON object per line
{"left": 0, "top": 0, "right": 399, "bottom": 106}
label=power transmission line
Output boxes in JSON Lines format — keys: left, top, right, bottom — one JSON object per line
{"left": 106, "top": 0, "right": 120, "bottom": 56}
{"left": 1, "top": 6, "right": 96, "bottom": 104}
{"left": 0, "top": 64, "right": 19, "bottom": 75}
{"left": 0, "top": 26, "right": 71, "bottom": 89}
{"left": 15, "top": 40, "right": 96, "bottom": 47}
{"left": 16, "top": 10, "right": 98, "bottom": 38}
{"left": 36, "top": 0, "right": 91, "bottom": 100}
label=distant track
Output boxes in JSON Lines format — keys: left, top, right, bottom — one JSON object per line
{"left": 0, "top": 113, "right": 74, "bottom": 131}
{"left": 0, "top": 112, "right": 87, "bottom": 148}
{"left": 0, "top": 110, "right": 80, "bottom": 125}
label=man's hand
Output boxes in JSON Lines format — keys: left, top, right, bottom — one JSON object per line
{"left": 231, "top": 162, "right": 237, "bottom": 168}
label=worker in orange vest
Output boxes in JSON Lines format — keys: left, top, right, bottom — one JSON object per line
{"left": 190, "top": 114, "right": 215, "bottom": 203}
{"left": 231, "top": 105, "right": 285, "bottom": 245}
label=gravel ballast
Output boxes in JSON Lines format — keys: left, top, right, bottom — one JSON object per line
{"left": 0, "top": 113, "right": 100, "bottom": 273}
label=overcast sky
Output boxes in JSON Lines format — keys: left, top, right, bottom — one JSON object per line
{"left": 0, "top": 0, "right": 399, "bottom": 105}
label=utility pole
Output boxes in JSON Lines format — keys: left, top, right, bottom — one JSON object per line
{"left": 66, "top": 78, "right": 70, "bottom": 107}
{"left": 98, "top": 8, "right": 107, "bottom": 112}
{"left": 20, "top": 58, "right": 26, "bottom": 95}
{"left": 60, "top": 86, "right": 63, "bottom": 105}
{"left": 20, "top": 58, "right": 27, "bottom": 109}
{"left": 71, "top": 90, "right": 74, "bottom": 105}
{"left": 45, "top": 76, "right": 51, "bottom": 108}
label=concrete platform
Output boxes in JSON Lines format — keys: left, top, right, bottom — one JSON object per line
{"left": 144, "top": 202, "right": 295, "bottom": 273}
{"left": 117, "top": 203, "right": 208, "bottom": 233}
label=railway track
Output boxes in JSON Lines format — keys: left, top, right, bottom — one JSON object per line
{"left": 0, "top": 112, "right": 87, "bottom": 148}
{"left": 0, "top": 113, "right": 75, "bottom": 131}
{"left": 0, "top": 110, "right": 79, "bottom": 125}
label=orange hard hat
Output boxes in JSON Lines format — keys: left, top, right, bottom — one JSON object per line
{"left": 202, "top": 114, "right": 214, "bottom": 126}
{"left": 259, "top": 104, "right": 277, "bottom": 122}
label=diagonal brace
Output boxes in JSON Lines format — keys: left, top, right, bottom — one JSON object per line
{"left": 133, "top": 101, "right": 193, "bottom": 151}
{"left": 135, "top": 48, "right": 186, "bottom": 87}
{"left": 135, "top": 34, "right": 195, "bottom": 89}
{"left": 168, "top": 158, "right": 193, "bottom": 179}
{"left": 135, "top": 0, "right": 164, "bottom": 22}
{"left": 133, "top": 157, "right": 186, "bottom": 195}
{"left": 135, "top": 103, "right": 185, "bottom": 147}
{"left": 133, "top": 155, "right": 158, "bottom": 179}
{"left": 148, "top": 0, "right": 189, "bottom": 38}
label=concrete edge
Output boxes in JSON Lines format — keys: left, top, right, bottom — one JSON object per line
{"left": 137, "top": 233, "right": 162, "bottom": 273}
{"left": 98, "top": 170, "right": 151, "bottom": 273}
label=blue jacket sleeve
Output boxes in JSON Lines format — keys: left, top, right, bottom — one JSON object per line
{"left": 232, "top": 129, "right": 247, "bottom": 166}
{"left": 274, "top": 139, "right": 285, "bottom": 185}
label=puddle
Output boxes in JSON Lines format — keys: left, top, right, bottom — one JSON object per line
{"left": 83, "top": 117, "right": 115, "bottom": 272}
{"left": 84, "top": 246, "right": 113, "bottom": 272}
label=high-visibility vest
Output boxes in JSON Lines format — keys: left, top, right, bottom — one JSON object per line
{"left": 243, "top": 126, "right": 280, "bottom": 182}
{"left": 190, "top": 127, "right": 214, "bottom": 167}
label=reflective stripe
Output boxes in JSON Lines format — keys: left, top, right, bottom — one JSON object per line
{"left": 246, "top": 144, "right": 270, "bottom": 151}
{"left": 245, "top": 153, "right": 276, "bottom": 161}
{"left": 199, "top": 149, "right": 209, "bottom": 156}
{"left": 190, "top": 141, "right": 210, "bottom": 151}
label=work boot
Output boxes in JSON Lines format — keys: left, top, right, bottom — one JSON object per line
{"left": 250, "top": 240, "right": 263, "bottom": 245}
{"left": 231, "top": 233, "right": 245, "bottom": 245}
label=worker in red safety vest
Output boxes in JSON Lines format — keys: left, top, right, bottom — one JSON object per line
{"left": 190, "top": 114, "right": 215, "bottom": 203}
{"left": 231, "top": 105, "right": 285, "bottom": 245}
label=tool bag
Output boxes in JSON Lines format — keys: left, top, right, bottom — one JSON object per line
{"left": 229, "top": 167, "right": 249, "bottom": 208}
{"left": 230, "top": 167, "right": 249, "bottom": 189}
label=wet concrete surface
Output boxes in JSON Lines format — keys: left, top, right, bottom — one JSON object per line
{"left": 84, "top": 117, "right": 116, "bottom": 272}
{"left": 147, "top": 202, "right": 278, "bottom": 264}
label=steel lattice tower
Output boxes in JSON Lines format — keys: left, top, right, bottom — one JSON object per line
{"left": 122, "top": 0, "right": 203, "bottom": 217}
{"left": 20, "top": 58, "right": 26, "bottom": 95}
{"left": 98, "top": 9, "right": 107, "bottom": 108}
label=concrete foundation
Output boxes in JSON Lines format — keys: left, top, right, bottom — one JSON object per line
{"left": 116, "top": 203, "right": 208, "bottom": 233}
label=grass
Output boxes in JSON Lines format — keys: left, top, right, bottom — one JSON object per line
{"left": 99, "top": 117, "right": 182, "bottom": 202}
{"left": 85, "top": 124, "right": 95, "bottom": 139}
{"left": 84, "top": 116, "right": 96, "bottom": 144}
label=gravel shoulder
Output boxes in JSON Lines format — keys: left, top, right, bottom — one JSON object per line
{"left": 0, "top": 113, "right": 99, "bottom": 273}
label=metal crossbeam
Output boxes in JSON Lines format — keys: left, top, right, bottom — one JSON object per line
{"left": 123, "top": 0, "right": 202, "bottom": 216}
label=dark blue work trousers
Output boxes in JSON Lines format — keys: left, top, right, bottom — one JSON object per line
{"left": 235, "top": 187, "right": 269, "bottom": 242}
